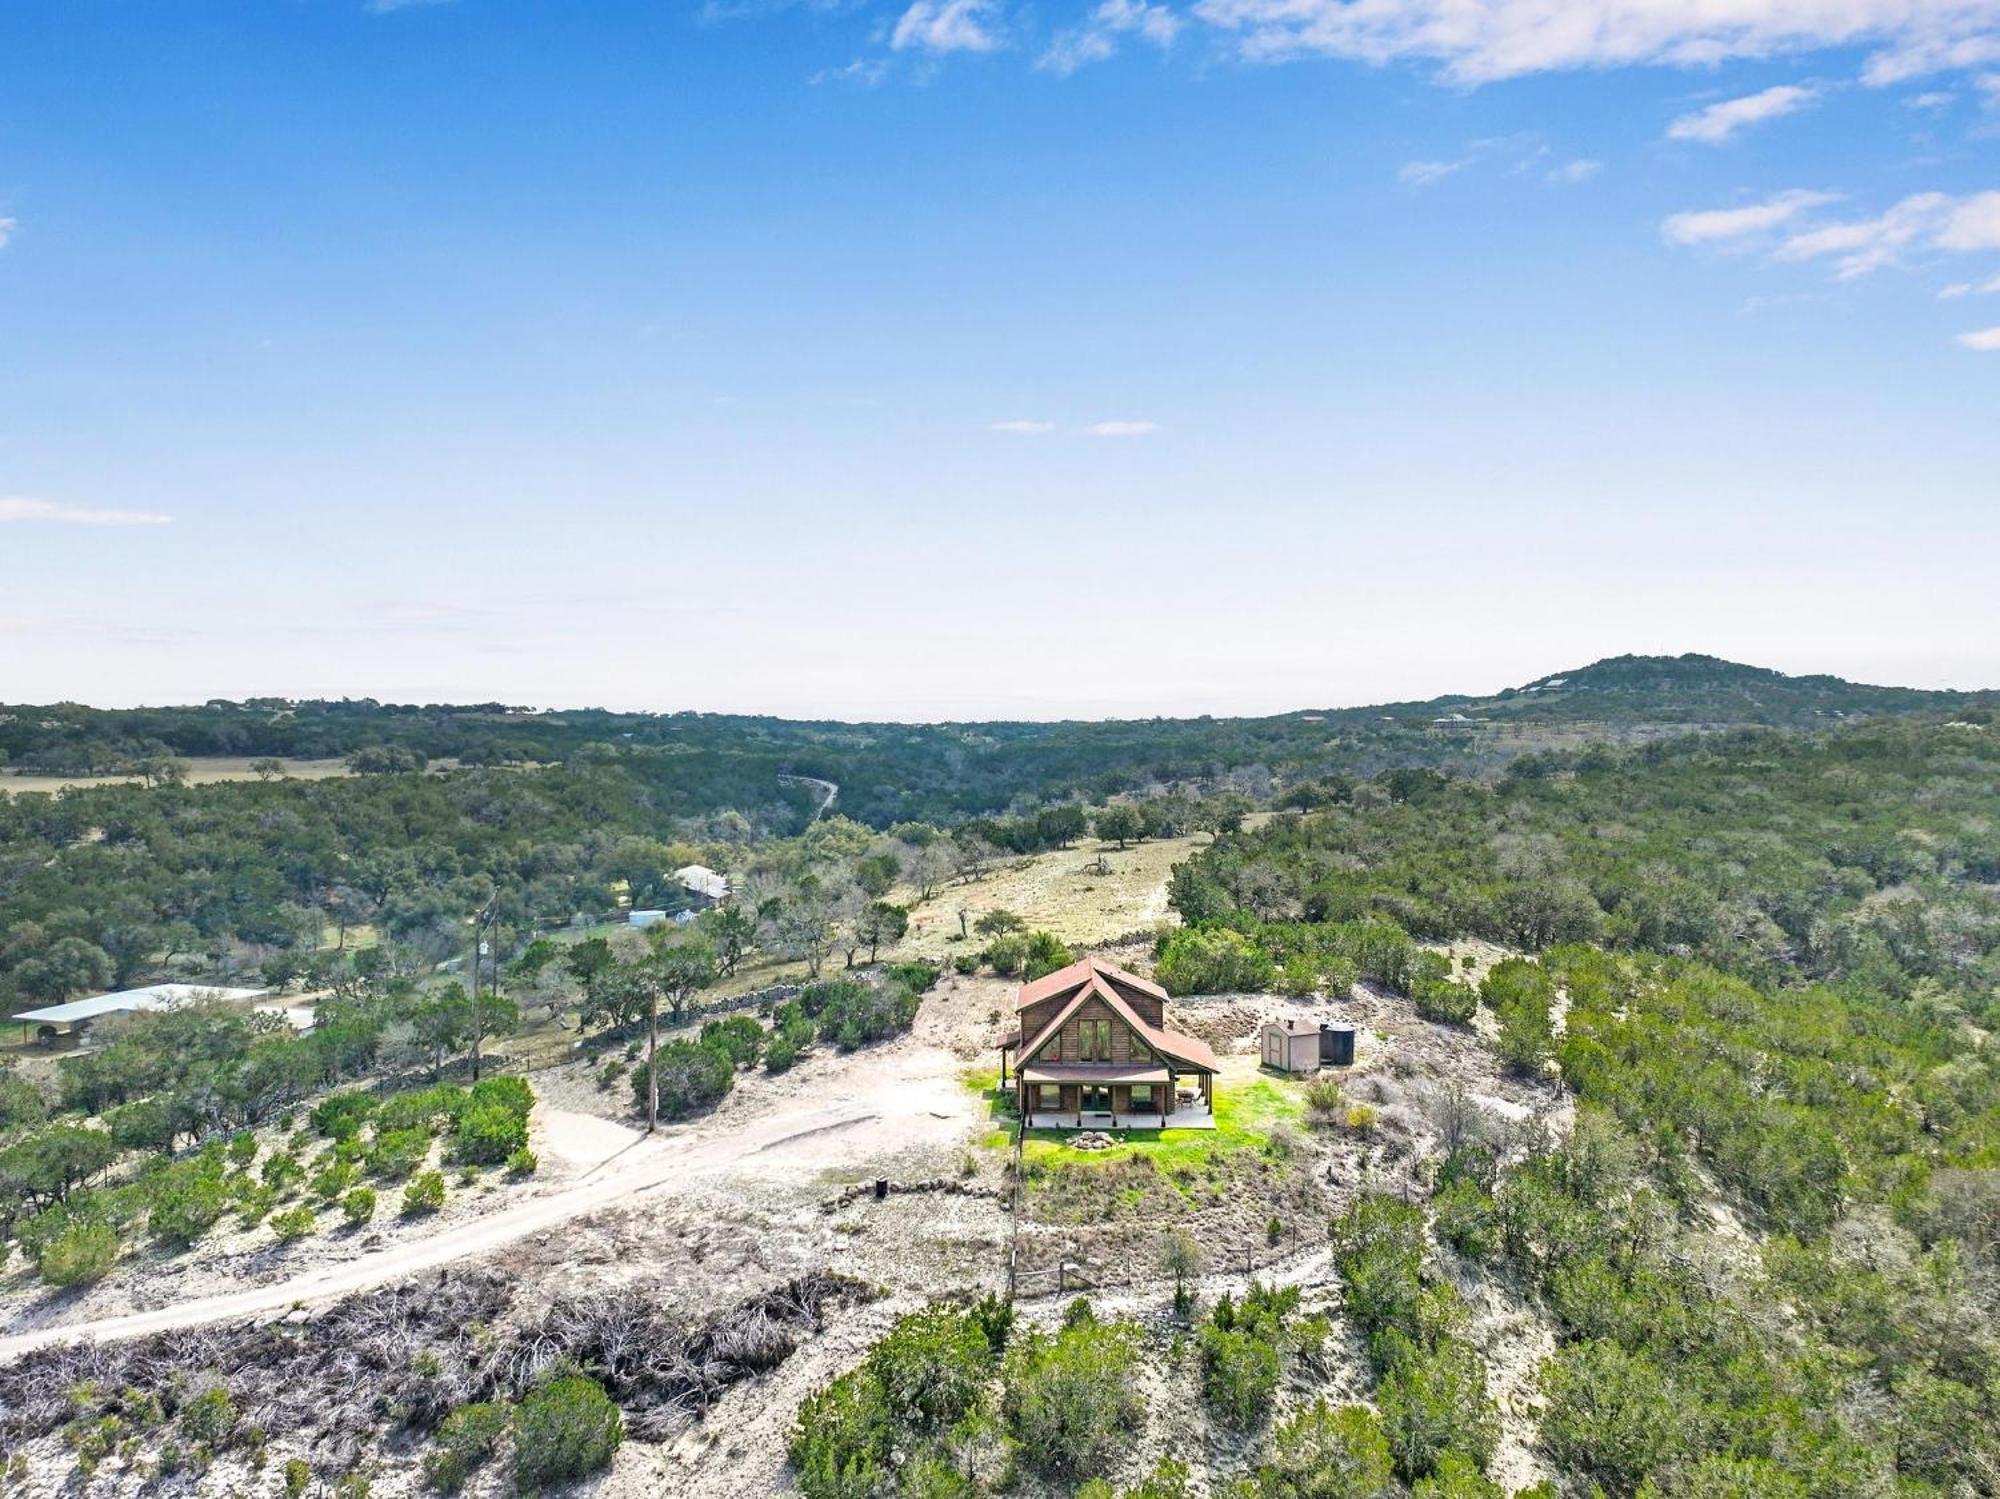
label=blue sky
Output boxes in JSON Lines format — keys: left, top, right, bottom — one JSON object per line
{"left": 2, "top": 0, "right": 1997, "bottom": 717}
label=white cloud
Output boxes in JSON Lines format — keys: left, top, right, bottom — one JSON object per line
{"left": 1040, "top": 0, "right": 1182, "bottom": 73}
{"left": 1905, "top": 89, "right": 1956, "bottom": 108}
{"left": 1776, "top": 191, "right": 1950, "bottom": 275}
{"left": 1938, "top": 271, "right": 2000, "bottom": 296}
{"left": 1400, "top": 158, "right": 1468, "bottom": 186}
{"left": 1667, "top": 84, "right": 1818, "bottom": 143}
{"left": 1956, "top": 324, "right": 2000, "bottom": 348}
{"left": 0, "top": 217, "right": 14, "bottom": 250}
{"left": 1751, "top": 189, "right": 2000, "bottom": 276}
{"left": 1661, "top": 188, "right": 1836, "bottom": 246}
{"left": 1939, "top": 190, "right": 2000, "bottom": 250}
{"left": 891, "top": 0, "right": 1002, "bottom": 53}
{"left": 0, "top": 497, "right": 172, "bottom": 527}
{"left": 990, "top": 419, "right": 1056, "bottom": 433}
{"left": 810, "top": 57, "right": 891, "bottom": 84}
{"left": 1547, "top": 157, "right": 1602, "bottom": 184}
{"left": 1083, "top": 420, "right": 1160, "bottom": 436}
{"left": 1189, "top": 0, "right": 2000, "bottom": 85}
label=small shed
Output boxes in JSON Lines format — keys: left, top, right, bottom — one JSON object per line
{"left": 1262, "top": 1018, "right": 1323, "bottom": 1075}
{"left": 673, "top": 865, "right": 731, "bottom": 903}
{"left": 628, "top": 910, "right": 668, "bottom": 929}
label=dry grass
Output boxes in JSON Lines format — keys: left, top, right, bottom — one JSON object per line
{"left": 0, "top": 756, "right": 353, "bottom": 795}
{"left": 897, "top": 833, "right": 1211, "bottom": 958}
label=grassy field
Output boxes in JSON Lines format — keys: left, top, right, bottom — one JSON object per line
{"left": 897, "top": 832, "right": 1211, "bottom": 959}
{"left": 0, "top": 756, "right": 353, "bottom": 795}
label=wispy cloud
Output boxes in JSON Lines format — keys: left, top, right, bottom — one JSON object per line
{"left": 1190, "top": 0, "right": 2000, "bottom": 86}
{"left": 1547, "top": 157, "right": 1601, "bottom": 185}
{"left": 1399, "top": 158, "right": 1467, "bottom": 187}
{"left": 0, "top": 217, "right": 14, "bottom": 250}
{"left": 810, "top": 56, "right": 890, "bottom": 84}
{"left": 1765, "top": 189, "right": 2000, "bottom": 275}
{"left": 1667, "top": 84, "right": 1819, "bottom": 144}
{"left": 1957, "top": 324, "right": 2000, "bottom": 349}
{"left": 990, "top": 419, "right": 1056, "bottom": 433}
{"left": 0, "top": 497, "right": 173, "bottom": 527}
{"left": 1904, "top": 89, "right": 1955, "bottom": 109}
{"left": 1040, "top": 0, "right": 1181, "bottom": 74}
{"left": 1661, "top": 189, "right": 1836, "bottom": 247}
{"left": 1939, "top": 271, "right": 2000, "bottom": 297}
{"left": 891, "top": 0, "right": 1002, "bottom": 53}
{"left": 1083, "top": 420, "right": 1160, "bottom": 437}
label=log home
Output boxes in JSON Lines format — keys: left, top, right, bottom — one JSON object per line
{"left": 1000, "top": 957, "right": 1219, "bottom": 1130}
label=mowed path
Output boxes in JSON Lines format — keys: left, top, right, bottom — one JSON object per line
{"left": 0, "top": 1045, "right": 973, "bottom": 1360}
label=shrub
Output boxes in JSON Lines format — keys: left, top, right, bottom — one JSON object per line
{"left": 146, "top": 1163, "right": 229, "bottom": 1248}
{"left": 1408, "top": 950, "right": 1477, "bottom": 1025}
{"left": 377, "top": 1085, "right": 468, "bottom": 1134}
{"left": 284, "top": 1460, "right": 311, "bottom": 1498}
{"left": 983, "top": 934, "right": 1028, "bottom": 976}
{"left": 1198, "top": 1323, "right": 1281, "bottom": 1431}
{"left": 261, "top": 1152, "right": 305, "bottom": 1193}
{"left": 1375, "top": 1332, "right": 1498, "bottom": 1481}
{"left": 699, "top": 1016, "right": 764, "bottom": 1069}
{"left": 403, "top": 1171, "right": 446, "bottom": 1215}
{"left": 341, "top": 1187, "right": 377, "bottom": 1227}
{"left": 1483, "top": 958, "right": 1556, "bottom": 1074}
{"left": 270, "top": 1206, "right": 317, "bottom": 1243}
{"left": 863, "top": 1307, "right": 992, "bottom": 1440}
{"left": 368, "top": 1126, "right": 432, "bottom": 1181}
{"left": 1265, "top": 1401, "right": 1395, "bottom": 1499}
{"left": 227, "top": 1131, "right": 259, "bottom": 1167}
{"left": 40, "top": 1221, "right": 120, "bottom": 1288}
{"left": 790, "top": 1366, "right": 889, "bottom": 1499}
{"left": 1432, "top": 1178, "right": 1497, "bottom": 1262}
{"left": 1154, "top": 927, "right": 1275, "bottom": 996}
{"left": 422, "top": 1400, "right": 510, "bottom": 1493}
{"left": 1000, "top": 1313, "right": 1145, "bottom": 1477}
{"left": 763, "top": 1032, "right": 803, "bottom": 1074}
{"left": 1021, "top": 931, "right": 1074, "bottom": 980}
{"left": 810, "top": 979, "right": 921, "bottom": 1051}
{"left": 451, "top": 1101, "right": 528, "bottom": 1165}
{"left": 311, "top": 1090, "right": 377, "bottom": 1141}
{"left": 311, "top": 1161, "right": 359, "bottom": 1202}
{"left": 178, "top": 1388, "right": 238, "bottom": 1447}
{"left": 512, "top": 1374, "right": 623, "bottom": 1491}
{"left": 1345, "top": 1104, "right": 1378, "bottom": 1133}
{"left": 467, "top": 1074, "right": 533, "bottom": 1119}
{"left": 884, "top": 960, "right": 940, "bottom": 992}
{"left": 1535, "top": 1339, "right": 1677, "bottom": 1496}
{"left": 506, "top": 1147, "right": 539, "bottom": 1176}
{"left": 1304, "top": 1076, "right": 1346, "bottom": 1120}
{"left": 631, "top": 1041, "right": 734, "bottom": 1121}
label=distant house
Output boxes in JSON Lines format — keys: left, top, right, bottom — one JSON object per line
{"left": 629, "top": 910, "right": 669, "bottom": 929}
{"left": 11, "top": 983, "right": 267, "bottom": 1046}
{"left": 1000, "top": 958, "right": 1219, "bottom": 1130}
{"left": 673, "top": 864, "right": 731, "bottom": 904}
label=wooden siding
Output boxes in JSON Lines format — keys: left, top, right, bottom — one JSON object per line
{"left": 1035, "top": 995, "right": 1158, "bottom": 1067}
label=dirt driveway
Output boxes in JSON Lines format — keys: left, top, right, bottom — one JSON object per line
{"left": 0, "top": 1038, "right": 979, "bottom": 1360}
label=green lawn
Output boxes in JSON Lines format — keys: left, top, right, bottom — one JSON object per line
{"left": 994, "top": 1076, "right": 1304, "bottom": 1175}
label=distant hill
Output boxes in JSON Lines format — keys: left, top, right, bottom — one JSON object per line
{"left": 1412, "top": 653, "right": 1984, "bottom": 726}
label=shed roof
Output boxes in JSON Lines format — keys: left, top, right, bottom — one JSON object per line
{"left": 673, "top": 864, "right": 730, "bottom": 900}
{"left": 12, "top": 983, "right": 267, "bottom": 1026}
{"left": 1266, "top": 1018, "right": 1321, "bottom": 1038}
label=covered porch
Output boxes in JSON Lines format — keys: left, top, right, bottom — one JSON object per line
{"left": 1013, "top": 1062, "right": 1216, "bottom": 1132}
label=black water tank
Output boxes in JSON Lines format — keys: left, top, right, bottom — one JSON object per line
{"left": 1320, "top": 1024, "right": 1356, "bottom": 1067}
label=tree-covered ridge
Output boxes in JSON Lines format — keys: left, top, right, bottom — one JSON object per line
{"left": 1173, "top": 719, "right": 2000, "bottom": 1008}
{"left": 1139, "top": 720, "right": 2000, "bottom": 1495}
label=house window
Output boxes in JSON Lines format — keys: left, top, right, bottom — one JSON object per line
{"left": 1130, "top": 1084, "right": 1153, "bottom": 1110}
{"left": 1044, "top": 1033, "right": 1059, "bottom": 1063}
{"left": 1037, "top": 1085, "right": 1060, "bottom": 1110}
{"left": 1079, "top": 1019, "right": 1113, "bottom": 1061}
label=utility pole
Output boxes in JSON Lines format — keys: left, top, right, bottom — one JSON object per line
{"left": 469, "top": 897, "right": 497, "bottom": 1083}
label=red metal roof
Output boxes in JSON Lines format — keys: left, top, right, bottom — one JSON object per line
{"left": 1015, "top": 973, "right": 1217, "bottom": 1075}
{"left": 1015, "top": 956, "right": 1166, "bottom": 1011}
